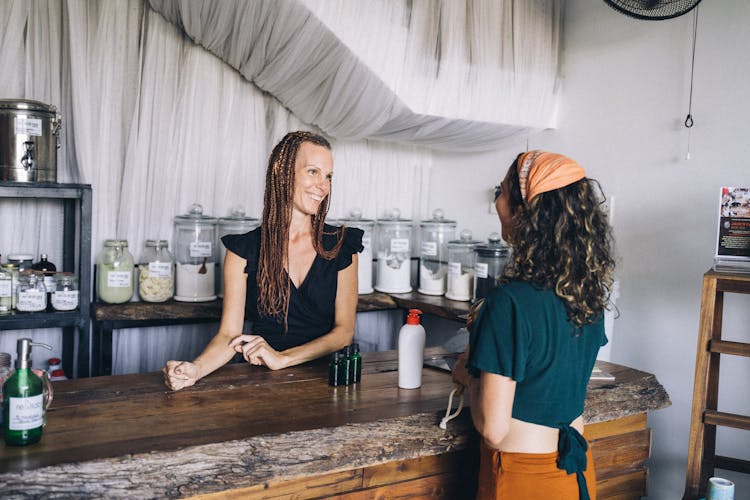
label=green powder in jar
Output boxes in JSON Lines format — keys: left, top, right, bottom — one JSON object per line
{"left": 97, "top": 262, "right": 134, "bottom": 304}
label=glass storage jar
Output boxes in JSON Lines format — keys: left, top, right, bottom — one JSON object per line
{"left": 374, "top": 209, "right": 412, "bottom": 293}
{"left": 96, "top": 239, "right": 135, "bottom": 304}
{"left": 338, "top": 209, "right": 375, "bottom": 294}
{"left": 138, "top": 240, "right": 174, "bottom": 303}
{"left": 16, "top": 271, "right": 47, "bottom": 312}
{"left": 473, "top": 233, "right": 511, "bottom": 302}
{"left": 445, "top": 230, "right": 481, "bottom": 302}
{"left": 173, "top": 203, "right": 218, "bottom": 302}
{"left": 7, "top": 254, "right": 32, "bottom": 309}
{"left": 216, "top": 206, "right": 259, "bottom": 298}
{"left": 51, "top": 272, "right": 79, "bottom": 311}
{"left": 418, "top": 209, "right": 456, "bottom": 296}
{"left": 0, "top": 265, "right": 12, "bottom": 314}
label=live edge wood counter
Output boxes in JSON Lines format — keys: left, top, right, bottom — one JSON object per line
{"left": 0, "top": 351, "right": 670, "bottom": 500}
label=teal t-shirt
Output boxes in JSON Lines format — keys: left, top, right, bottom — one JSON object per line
{"left": 467, "top": 280, "right": 607, "bottom": 427}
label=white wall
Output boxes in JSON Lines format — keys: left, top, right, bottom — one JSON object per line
{"left": 430, "top": 1, "right": 750, "bottom": 498}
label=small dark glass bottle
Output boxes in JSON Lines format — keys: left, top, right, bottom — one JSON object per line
{"left": 328, "top": 352, "right": 341, "bottom": 387}
{"left": 32, "top": 254, "right": 57, "bottom": 310}
{"left": 339, "top": 346, "right": 352, "bottom": 385}
{"left": 350, "top": 343, "right": 362, "bottom": 383}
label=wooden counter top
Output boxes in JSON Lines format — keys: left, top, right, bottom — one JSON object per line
{"left": 0, "top": 350, "right": 670, "bottom": 498}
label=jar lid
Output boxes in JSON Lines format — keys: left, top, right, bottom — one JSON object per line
{"left": 7, "top": 254, "right": 34, "bottom": 262}
{"left": 474, "top": 233, "right": 511, "bottom": 257}
{"left": 217, "top": 205, "right": 258, "bottom": 224}
{"left": 0, "top": 99, "right": 57, "bottom": 113}
{"left": 420, "top": 208, "right": 456, "bottom": 226}
{"left": 145, "top": 239, "right": 169, "bottom": 248}
{"left": 174, "top": 203, "right": 217, "bottom": 223}
{"left": 104, "top": 239, "right": 129, "bottom": 247}
{"left": 338, "top": 208, "right": 374, "bottom": 225}
{"left": 376, "top": 208, "right": 411, "bottom": 224}
{"left": 448, "top": 229, "right": 482, "bottom": 247}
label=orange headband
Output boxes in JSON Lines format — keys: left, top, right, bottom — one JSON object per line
{"left": 517, "top": 150, "right": 586, "bottom": 202}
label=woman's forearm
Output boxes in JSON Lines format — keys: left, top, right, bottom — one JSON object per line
{"left": 192, "top": 331, "right": 239, "bottom": 379}
{"left": 279, "top": 325, "right": 354, "bottom": 368}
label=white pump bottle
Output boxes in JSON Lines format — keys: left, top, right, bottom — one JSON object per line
{"left": 398, "top": 309, "right": 426, "bottom": 389}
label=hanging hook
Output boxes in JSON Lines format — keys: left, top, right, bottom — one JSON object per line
{"left": 684, "top": 114, "right": 694, "bottom": 128}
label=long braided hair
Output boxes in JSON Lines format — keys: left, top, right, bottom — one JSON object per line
{"left": 501, "top": 154, "right": 616, "bottom": 327}
{"left": 257, "top": 131, "right": 343, "bottom": 329}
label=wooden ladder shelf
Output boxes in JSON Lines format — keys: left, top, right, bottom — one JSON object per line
{"left": 683, "top": 270, "right": 750, "bottom": 500}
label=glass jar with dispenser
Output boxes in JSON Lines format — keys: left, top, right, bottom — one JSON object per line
{"left": 16, "top": 271, "right": 47, "bottom": 312}
{"left": 173, "top": 204, "right": 218, "bottom": 302}
{"left": 418, "top": 209, "right": 456, "bottom": 296}
{"left": 473, "top": 233, "right": 511, "bottom": 302}
{"left": 138, "top": 240, "right": 174, "bottom": 303}
{"left": 96, "top": 239, "right": 135, "bottom": 304}
{"left": 337, "top": 209, "right": 375, "bottom": 294}
{"left": 374, "top": 209, "right": 412, "bottom": 294}
{"left": 216, "top": 206, "right": 259, "bottom": 298}
{"left": 445, "top": 230, "right": 481, "bottom": 302}
{"left": 51, "top": 273, "right": 79, "bottom": 311}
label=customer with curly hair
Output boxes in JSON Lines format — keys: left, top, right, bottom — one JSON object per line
{"left": 453, "top": 150, "right": 616, "bottom": 500}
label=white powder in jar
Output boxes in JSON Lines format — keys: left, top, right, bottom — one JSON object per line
{"left": 358, "top": 247, "right": 373, "bottom": 294}
{"left": 418, "top": 262, "right": 445, "bottom": 295}
{"left": 446, "top": 270, "right": 473, "bottom": 301}
{"left": 175, "top": 263, "right": 216, "bottom": 301}
{"left": 374, "top": 251, "right": 411, "bottom": 293}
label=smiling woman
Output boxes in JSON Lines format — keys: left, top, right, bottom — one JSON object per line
{"left": 163, "top": 131, "right": 364, "bottom": 389}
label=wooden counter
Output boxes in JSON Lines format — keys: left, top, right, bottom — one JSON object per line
{"left": 0, "top": 349, "right": 669, "bottom": 499}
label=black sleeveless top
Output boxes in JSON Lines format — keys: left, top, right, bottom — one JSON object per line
{"left": 221, "top": 224, "right": 364, "bottom": 351}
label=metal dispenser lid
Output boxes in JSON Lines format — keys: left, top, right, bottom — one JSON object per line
{"left": 0, "top": 99, "right": 57, "bottom": 113}
{"left": 474, "top": 233, "right": 511, "bottom": 258}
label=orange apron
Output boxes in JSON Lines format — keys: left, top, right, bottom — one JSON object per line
{"left": 476, "top": 438, "right": 597, "bottom": 500}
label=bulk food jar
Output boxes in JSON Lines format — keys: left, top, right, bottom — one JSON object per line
{"left": 138, "top": 240, "right": 174, "bottom": 303}
{"left": 96, "top": 239, "right": 134, "bottom": 304}
{"left": 473, "top": 233, "right": 511, "bottom": 302}
{"left": 173, "top": 204, "right": 218, "bottom": 302}
{"left": 216, "top": 206, "right": 259, "bottom": 298}
{"left": 338, "top": 209, "right": 375, "bottom": 294}
{"left": 418, "top": 209, "right": 456, "bottom": 296}
{"left": 374, "top": 209, "right": 412, "bottom": 294}
{"left": 445, "top": 230, "right": 481, "bottom": 302}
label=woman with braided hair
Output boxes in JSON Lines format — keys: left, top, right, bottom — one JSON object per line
{"left": 452, "top": 151, "right": 615, "bottom": 500}
{"left": 164, "top": 131, "right": 362, "bottom": 389}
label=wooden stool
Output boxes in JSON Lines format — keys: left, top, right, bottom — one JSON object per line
{"left": 683, "top": 270, "right": 750, "bottom": 500}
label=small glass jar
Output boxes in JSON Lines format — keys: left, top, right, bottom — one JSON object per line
{"left": 6, "top": 255, "right": 32, "bottom": 309}
{"left": 16, "top": 271, "right": 47, "bottom": 312}
{"left": 473, "top": 233, "right": 511, "bottom": 302}
{"left": 96, "top": 239, "right": 135, "bottom": 304}
{"left": 0, "top": 265, "right": 12, "bottom": 314}
{"left": 138, "top": 240, "right": 174, "bottom": 303}
{"left": 51, "top": 272, "right": 79, "bottom": 311}
{"left": 445, "top": 230, "right": 481, "bottom": 302}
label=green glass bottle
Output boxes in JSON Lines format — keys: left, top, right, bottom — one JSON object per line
{"left": 350, "top": 343, "right": 362, "bottom": 383}
{"left": 3, "top": 338, "right": 52, "bottom": 446}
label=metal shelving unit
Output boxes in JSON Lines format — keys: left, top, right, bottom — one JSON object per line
{"left": 0, "top": 181, "right": 92, "bottom": 377}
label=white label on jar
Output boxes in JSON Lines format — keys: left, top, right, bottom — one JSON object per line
{"left": 421, "top": 241, "right": 437, "bottom": 256}
{"left": 43, "top": 276, "right": 56, "bottom": 291}
{"left": 17, "top": 290, "right": 46, "bottom": 311}
{"left": 148, "top": 262, "right": 172, "bottom": 278}
{"left": 390, "top": 238, "right": 410, "bottom": 253}
{"left": 474, "top": 262, "right": 489, "bottom": 279}
{"left": 0, "top": 279, "right": 11, "bottom": 296}
{"left": 189, "top": 241, "right": 212, "bottom": 257}
{"left": 448, "top": 262, "right": 462, "bottom": 276}
{"left": 107, "top": 271, "right": 132, "bottom": 288}
{"left": 362, "top": 235, "right": 371, "bottom": 249}
{"left": 9, "top": 394, "right": 44, "bottom": 430}
{"left": 52, "top": 290, "right": 79, "bottom": 311}
{"left": 14, "top": 117, "right": 42, "bottom": 136}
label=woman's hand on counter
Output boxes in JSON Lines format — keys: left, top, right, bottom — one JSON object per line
{"left": 163, "top": 360, "right": 200, "bottom": 390}
{"left": 229, "top": 334, "right": 288, "bottom": 371}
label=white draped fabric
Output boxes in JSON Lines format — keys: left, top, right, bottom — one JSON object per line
{"left": 0, "top": 0, "right": 561, "bottom": 374}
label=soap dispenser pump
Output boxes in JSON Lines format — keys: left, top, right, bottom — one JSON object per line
{"left": 3, "top": 338, "right": 52, "bottom": 446}
{"left": 398, "top": 309, "right": 426, "bottom": 389}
